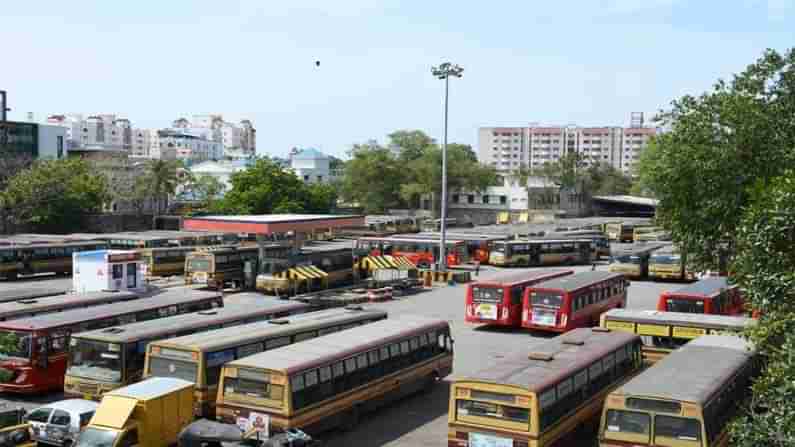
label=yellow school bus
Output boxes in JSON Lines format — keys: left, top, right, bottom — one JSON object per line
{"left": 215, "top": 316, "right": 453, "bottom": 437}
{"left": 448, "top": 327, "right": 643, "bottom": 447}
{"left": 600, "top": 309, "right": 755, "bottom": 363}
{"left": 143, "top": 307, "right": 387, "bottom": 417}
{"left": 599, "top": 335, "right": 757, "bottom": 447}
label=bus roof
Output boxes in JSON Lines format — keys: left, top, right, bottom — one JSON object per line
{"left": 471, "top": 269, "right": 573, "bottom": 288}
{"left": 610, "top": 243, "right": 666, "bottom": 256}
{"left": 0, "top": 240, "right": 107, "bottom": 250}
{"left": 616, "top": 335, "right": 755, "bottom": 405}
{"left": 405, "top": 232, "right": 509, "bottom": 242}
{"left": 649, "top": 244, "right": 677, "bottom": 255}
{"left": 150, "top": 307, "right": 388, "bottom": 353}
{"left": 227, "top": 315, "right": 447, "bottom": 374}
{"left": 463, "top": 328, "right": 639, "bottom": 393}
{"left": 602, "top": 309, "right": 755, "bottom": 331}
{"left": 530, "top": 271, "right": 624, "bottom": 292}
{"left": 0, "top": 288, "right": 221, "bottom": 332}
{"left": 667, "top": 277, "right": 733, "bottom": 298}
{"left": 0, "top": 290, "right": 141, "bottom": 318}
{"left": 496, "top": 238, "right": 593, "bottom": 245}
{"left": 358, "top": 236, "right": 464, "bottom": 244}
{"left": 71, "top": 298, "right": 308, "bottom": 343}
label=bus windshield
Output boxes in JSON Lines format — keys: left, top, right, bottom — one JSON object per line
{"left": 471, "top": 287, "right": 503, "bottom": 303}
{"left": 456, "top": 400, "right": 529, "bottom": 424}
{"left": 604, "top": 409, "right": 650, "bottom": 440}
{"left": 664, "top": 298, "right": 705, "bottom": 313}
{"left": 531, "top": 292, "right": 563, "bottom": 307}
{"left": 614, "top": 255, "right": 641, "bottom": 264}
{"left": 187, "top": 257, "right": 211, "bottom": 272}
{"left": 651, "top": 254, "right": 680, "bottom": 265}
{"left": 0, "top": 330, "right": 32, "bottom": 360}
{"left": 68, "top": 339, "right": 123, "bottom": 382}
{"left": 494, "top": 244, "right": 506, "bottom": 254}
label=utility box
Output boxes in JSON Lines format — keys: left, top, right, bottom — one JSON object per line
{"left": 73, "top": 250, "right": 145, "bottom": 293}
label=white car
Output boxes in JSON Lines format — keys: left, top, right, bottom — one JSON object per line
{"left": 26, "top": 399, "right": 98, "bottom": 447}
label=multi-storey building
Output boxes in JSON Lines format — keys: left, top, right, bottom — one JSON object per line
{"left": 179, "top": 114, "right": 256, "bottom": 158}
{"left": 478, "top": 121, "right": 656, "bottom": 176}
{"left": 0, "top": 121, "right": 67, "bottom": 159}
{"left": 46, "top": 114, "right": 135, "bottom": 154}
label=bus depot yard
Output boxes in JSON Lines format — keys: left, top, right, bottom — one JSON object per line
{"left": 0, "top": 216, "right": 740, "bottom": 447}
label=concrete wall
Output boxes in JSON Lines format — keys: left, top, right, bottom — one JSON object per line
{"left": 0, "top": 214, "right": 154, "bottom": 235}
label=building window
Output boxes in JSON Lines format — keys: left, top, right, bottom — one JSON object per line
{"left": 452, "top": 194, "right": 459, "bottom": 203}
{"left": 304, "top": 175, "right": 310, "bottom": 181}
{"left": 317, "top": 175, "right": 323, "bottom": 182}
{"left": 500, "top": 195, "right": 507, "bottom": 205}
{"left": 56, "top": 136, "right": 64, "bottom": 158}
{"left": 467, "top": 195, "right": 474, "bottom": 204}
{"left": 483, "top": 196, "right": 490, "bottom": 204}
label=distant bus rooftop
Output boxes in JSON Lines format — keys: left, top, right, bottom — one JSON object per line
{"left": 182, "top": 214, "right": 365, "bottom": 235}
{"left": 602, "top": 309, "right": 754, "bottom": 331}
{"left": 530, "top": 271, "right": 624, "bottom": 292}
{"left": 667, "top": 277, "right": 733, "bottom": 298}
{"left": 472, "top": 269, "right": 572, "bottom": 287}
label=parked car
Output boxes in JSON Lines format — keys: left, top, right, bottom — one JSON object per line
{"left": 26, "top": 400, "right": 98, "bottom": 447}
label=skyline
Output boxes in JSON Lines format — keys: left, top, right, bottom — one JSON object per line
{"left": 2, "top": 0, "right": 793, "bottom": 158}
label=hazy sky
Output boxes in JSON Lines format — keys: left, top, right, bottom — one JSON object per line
{"left": 2, "top": 1, "right": 793, "bottom": 158}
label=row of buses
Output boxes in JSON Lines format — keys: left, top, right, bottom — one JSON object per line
{"left": 465, "top": 271, "right": 747, "bottom": 334}
{"left": 0, "top": 285, "right": 456, "bottom": 439}
{"left": 448, "top": 327, "right": 757, "bottom": 447}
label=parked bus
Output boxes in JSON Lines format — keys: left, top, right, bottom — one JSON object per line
{"left": 137, "top": 247, "right": 196, "bottom": 277}
{"left": 608, "top": 244, "right": 666, "bottom": 279}
{"left": 657, "top": 277, "right": 745, "bottom": 315}
{"left": 0, "top": 240, "right": 108, "bottom": 280}
{"left": 63, "top": 296, "right": 309, "bottom": 401}
{"left": 215, "top": 316, "right": 454, "bottom": 436}
{"left": 489, "top": 239, "right": 592, "bottom": 267}
{"left": 144, "top": 307, "right": 388, "bottom": 417}
{"left": 356, "top": 236, "right": 468, "bottom": 268}
{"left": 600, "top": 309, "right": 755, "bottom": 363}
{"left": 599, "top": 335, "right": 757, "bottom": 447}
{"left": 633, "top": 226, "right": 662, "bottom": 243}
{"left": 648, "top": 245, "right": 695, "bottom": 281}
{"left": 400, "top": 232, "right": 508, "bottom": 264}
{"left": 449, "top": 327, "right": 644, "bottom": 447}
{"left": 605, "top": 222, "right": 636, "bottom": 243}
{"left": 522, "top": 271, "right": 628, "bottom": 333}
{"left": 96, "top": 231, "right": 237, "bottom": 249}
{"left": 547, "top": 230, "right": 610, "bottom": 259}
{"left": 0, "top": 290, "right": 145, "bottom": 322}
{"left": 465, "top": 270, "right": 573, "bottom": 328}
{"left": 185, "top": 244, "right": 293, "bottom": 289}
{"left": 0, "top": 288, "right": 223, "bottom": 394}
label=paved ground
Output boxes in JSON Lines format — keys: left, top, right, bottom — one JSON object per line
{"left": 0, "top": 249, "right": 680, "bottom": 446}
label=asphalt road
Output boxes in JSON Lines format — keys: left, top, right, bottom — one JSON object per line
{"left": 0, "top": 261, "right": 681, "bottom": 447}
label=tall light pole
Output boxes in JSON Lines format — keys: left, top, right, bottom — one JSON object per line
{"left": 431, "top": 62, "right": 463, "bottom": 272}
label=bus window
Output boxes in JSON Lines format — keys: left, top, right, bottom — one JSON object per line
{"left": 665, "top": 298, "right": 705, "bottom": 313}
{"left": 604, "top": 409, "right": 650, "bottom": 441}
{"left": 654, "top": 416, "right": 702, "bottom": 444}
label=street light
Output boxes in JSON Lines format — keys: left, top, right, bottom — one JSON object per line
{"left": 431, "top": 62, "right": 463, "bottom": 272}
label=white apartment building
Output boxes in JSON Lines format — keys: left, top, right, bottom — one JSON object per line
{"left": 478, "top": 122, "right": 656, "bottom": 176}
{"left": 46, "top": 114, "right": 134, "bottom": 153}
{"left": 154, "top": 129, "right": 222, "bottom": 164}
{"left": 178, "top": 114, "right": 256, "bottom": 158}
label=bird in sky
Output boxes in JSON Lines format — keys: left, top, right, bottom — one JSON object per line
{"left": 315, "top": 60, "right": 320, "bottom": 67}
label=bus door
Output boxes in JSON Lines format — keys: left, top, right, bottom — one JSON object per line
{"left": 529, "top": 244, "right": 540, "bottom": 266}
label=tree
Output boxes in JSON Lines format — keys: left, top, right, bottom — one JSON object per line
{"left": 637, "top": 48, "right": 795, "bottom": 271}
{"left": 400, "top": 144, "right": 498, "bottom": 215}
{"left": 138, "top": 159, "right": 182, "bottom": 216}
{"left": 388, "top": 130, "right": 435, "bottom": 162}
{"left": 0, "top": 158, "right": 109, "bottom": 232}
{"left": 585, "top": 162, "right": 632, "bottom": 196}
{"left": 341, "top": 143, "right": 407, "bottom": 213}
{"left": 628, "top": 48, "right": 795, "bottom": 445}
{"left": 188, "top": 174, "right": 224, "bottom": 204}
{"left": 213, "top": 158, "right": 333, "bottom": 214}
{"left": 730, "top": 173, "right": 795, "bottom": 446}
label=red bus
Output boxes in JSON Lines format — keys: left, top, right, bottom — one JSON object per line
{"left": 398, "top": 232, "right": 508, "bottom": 264}
{"left": 522, "top": 271, "right": 628, "bottom": 333}
{"left": 356, "top": 236, "right": 468, "bottom": 268}
{"left": 465, "top": 269, "right": 573, "bottom": 327}
{"left": 0, "top": 290, "right": 144, "bottom": 322}
{"left": 0, "top": 288, "right": 223, "bottom": 394}
{"left": 657, "top": 276, "right": 744, "bottom": 315}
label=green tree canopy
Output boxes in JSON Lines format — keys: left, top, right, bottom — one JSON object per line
{"left": 213, "top": 158, "right": 335, "bottom": 214}
{"left": 388, "top": 130, "right": 435, "bottom": 162}
{"left": 0, "top": 158, "right": 109, "bottom": 232}
{"left": 341, "top": 143, "right": 407, "bottom": 213}
{"left": 638, "top": 48, "right": 795, "bottom": 270}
